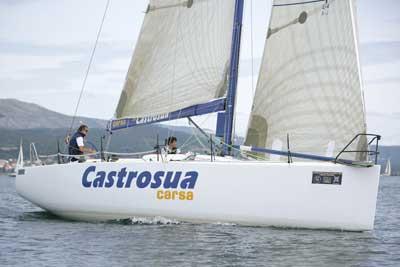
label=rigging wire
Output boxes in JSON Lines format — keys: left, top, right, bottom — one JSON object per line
{"left": 66, "top": 0, "right": 111, "bottom": 139}
{"left": 178, "top": 114, "right": 214, "bottom": 151}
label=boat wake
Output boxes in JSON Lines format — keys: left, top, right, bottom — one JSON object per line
{"left": 109, "top": 216, "right": 182, "bottom": 225}
{"left": 211, "top": 222, "right": 237, "bottom": 226}
{"left": 18, "top": 211, "right": 63, "bottom": 222}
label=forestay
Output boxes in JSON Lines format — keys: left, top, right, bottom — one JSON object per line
{"left": 113, "top": 0, "right": 235, "bottom": 129}
{"left": 245, "top": 0, "right": 367, "bottom": 161}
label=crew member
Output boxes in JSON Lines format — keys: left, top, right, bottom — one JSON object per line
{"left": 68, "top": 124, "right": 94, "bottom": 162}
{"left": 166, "top": 136, "right": 178, "bottom": 154}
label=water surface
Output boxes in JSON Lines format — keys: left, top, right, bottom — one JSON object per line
{"left": 0, "top": 175, "right": 399, "bottom": 266}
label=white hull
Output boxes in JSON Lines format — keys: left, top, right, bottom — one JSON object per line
{"left": 16, "top": 158, "right": 380, "bottom": 231}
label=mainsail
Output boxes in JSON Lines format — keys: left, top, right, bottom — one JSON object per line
{"left": 245, "top": 0, "right": 367, "bottom": 161}
{"left": 112, "top": 0, "right": 235, "bottom": 129}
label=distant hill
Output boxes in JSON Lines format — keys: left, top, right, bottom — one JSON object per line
{"left": 0, "top": 99, "right": 217, "bottom": 160}
{"left": 0, "top": 98, "right": 107, "bottom": 129}
{"left": 0, "top": 98, "right": 399, "bottom": 175}
{"left": 0, "top": 127, "right": 211, "bottom": 161}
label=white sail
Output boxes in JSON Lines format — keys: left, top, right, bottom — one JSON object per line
{"left": 115, "top": 0, "right": 235, "bottom": 119}
{"left": 16, "top": 140, "right": 24, "bottom": 172}
{"left": 245, "top": 0, "right": 367, "bottom": 161}
{"left": 384, "top": 159, "right": 391, "bottom": 176}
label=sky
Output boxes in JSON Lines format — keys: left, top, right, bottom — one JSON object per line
{"left": 0, "top": 0, "right": 399, "bottom": 145}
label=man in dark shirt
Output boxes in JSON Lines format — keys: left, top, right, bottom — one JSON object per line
{"left": 166, "top": 136, "right": 178, "bottom": 154}
{"left": 68, "top": 125, "right": 94, "bottom": 162}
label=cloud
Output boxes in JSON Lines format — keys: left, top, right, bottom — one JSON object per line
{"left": 362, "top": 60, "right": 400, "bottom": 85}
{"left": 0, "top": 53, "right": 83, "bottom": 79}
{"left": 360, "top": 41, "right": 400, "bottom": 66}
{"left": 238, "top": 57, "right": 262, "bottom": 78}
{"left": 368, "top": 112, "right": 400, "bottom": 120}
{"left": 365, "top": 77, "right": 400, "bottom": 85}
{"left": 357, "top": 0, "right": 400, "bottom": 43}
{"left": 0, "top": 0, "right": 32, "bottom": 6}
{"left": 0, "top": 0, "right": 146, "bottom": 47}
{"left": 367, "top": 112, "right": 400, "bottom": 145}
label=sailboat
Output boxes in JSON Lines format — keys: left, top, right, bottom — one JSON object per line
{"left": 17, "top": 0, "right": 382, "bottom": 231}
{"left": 9, "top": 140, "right": 24, "bottom": 178}
{"left": 382, "top": 159, "right": 391, "bottom": 176}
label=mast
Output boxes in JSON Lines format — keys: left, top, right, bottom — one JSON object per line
{"left": 223, "top": 0, "right": 244, "bottom": 155}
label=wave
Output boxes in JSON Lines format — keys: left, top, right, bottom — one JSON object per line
{"left": 109, "top": 216, "right": 182, "bottom": 225}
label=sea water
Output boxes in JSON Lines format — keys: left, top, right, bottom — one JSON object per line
{"left": 0, "top": 175, "right": 399, "bottom": 267}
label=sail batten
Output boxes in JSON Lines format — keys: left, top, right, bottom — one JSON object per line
{"left": 115, "top": 0, "right": 235, "bottom": 123}
{"left": 146, "top": 0, "right": 193, "bottom": 13}
{"left": 273, "top": 0, "right": 328, "bottom": 7}
{"left": 245, "top": 0, "right": 367, "bottom": 161}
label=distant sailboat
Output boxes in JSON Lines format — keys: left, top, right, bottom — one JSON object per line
{"left": 382, "top": 159, "right": 392, "bottom": 176}
{"left": 17, "top": 0, "right": 382, "bottom": 231}
{"left": 9, "top": 140, "right": 24, "bottom": 178}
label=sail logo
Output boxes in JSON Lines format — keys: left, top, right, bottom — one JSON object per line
{"left": 135, "top": 113, "right": 169, "bottom": 125}
{"left": 82, "top": 166, "right": 197, "bottom": 200}
{"left": 111, "top": 119, "right": 127, "bottom": 128}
